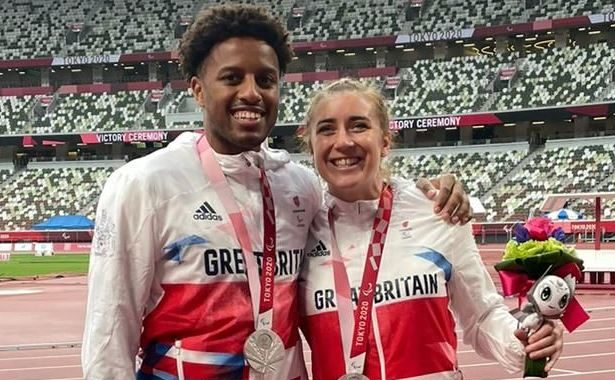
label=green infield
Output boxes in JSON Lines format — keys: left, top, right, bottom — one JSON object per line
{"left": 0, "top": 254, "right": 90, "bottom": 278}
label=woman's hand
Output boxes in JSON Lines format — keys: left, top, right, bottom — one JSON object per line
{"left": 515, "top": 320, "right": 564, "bottom": 371}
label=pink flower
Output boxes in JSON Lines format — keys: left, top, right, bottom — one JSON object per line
{"left": 524, "top": 217, "right": 557, "bottom": 241}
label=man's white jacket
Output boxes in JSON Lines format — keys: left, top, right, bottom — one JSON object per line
{"left": 82, "top": 132, "right": 321, "bottom": 380}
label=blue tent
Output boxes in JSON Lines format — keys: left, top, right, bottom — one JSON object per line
{"left": 32, "top": 215, "right": 94, "bottom": 230}
{"left": 546, "top": 208, "right": 582, "bottom": 220}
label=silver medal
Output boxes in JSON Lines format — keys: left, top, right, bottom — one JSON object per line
{"left": 338, "top": 374, "right": 370, "bottom": 380}
{"left": 243, "top": 329, "right": 285, "bottom": 373}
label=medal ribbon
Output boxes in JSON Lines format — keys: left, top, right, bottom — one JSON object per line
{"left": 197, "top": 135, "right": 276, "bottom": 330}
{"left": 328, "top": 185, "right": 393, "bottom": 375}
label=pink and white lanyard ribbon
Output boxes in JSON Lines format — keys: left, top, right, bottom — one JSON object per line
{"left": 328, "top": 185, "right": 394, "bottom": 375}
{"left": 196, "top": 135, "right": 277, "bottom": 330}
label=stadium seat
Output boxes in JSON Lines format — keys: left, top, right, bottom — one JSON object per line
{"left": 0, "top": 166, "right": 115, "bottom": 230}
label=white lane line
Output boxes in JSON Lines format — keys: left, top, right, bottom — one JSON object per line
{"left": 584, "top": 317, "right": 615, "bottom": 323}
{"left": 497, "top": 368, "right": 615, "bottom": 379}
{"left": 0, "top": 342, "right": 81, "bottom": 351}
{"left": 585, "top": 307, "right": 615, "bottom": 312}
{"left": 460, "top": 339, "right": 615, "bottom": 354}
{"left": 0, "top": 354, "right": 79, "bottom": 361}
{"left": 0, "top": 289, "right": 43, "bottom": 296}
{"left": 458, "top": 337, "right": 615, "bottom": 351}
{"left": 0, "top": 364, "right": 80, "bottom": 372}
{"left": 569, "top": 326, "right": 615, "bottom": 333}
{"left": 565, "top": 338, "right": 615, "bottom": 346}
{"left": 459, "top": 351, "right": 615, "bottom": 368}
{"left": 552, "top": 368, "right": 582, "bottom": 375}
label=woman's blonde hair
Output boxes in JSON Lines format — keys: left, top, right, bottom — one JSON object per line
{"left": 300, "top": 77, "right": 393, "bottom": 181}
{"left": 301, "top": 77, "right": 392, "bottom": 153}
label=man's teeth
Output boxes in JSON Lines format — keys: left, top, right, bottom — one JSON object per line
{"left": 332, "top": 158, "right": 360, "bottom": 167}
{"left": 232, "top": 111, "right": 262, "bottom": 120}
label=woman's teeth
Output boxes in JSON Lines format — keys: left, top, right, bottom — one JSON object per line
{"left": 332, "top": 158, "right": 359, "bottom": 167}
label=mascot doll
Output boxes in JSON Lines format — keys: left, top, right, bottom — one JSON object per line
{"left": 495, "top": 217, "right": 590, "bottom": 378}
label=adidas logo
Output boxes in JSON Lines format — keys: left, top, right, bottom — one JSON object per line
{"left": 193, "top": 202, "right": 223, "bottom": 221}
{"left": 306, "top": 240, "right": 330, "bottom": 257}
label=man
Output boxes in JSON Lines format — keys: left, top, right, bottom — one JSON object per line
{"left": 81, "top": 5, "right": 470, "bottom": 380}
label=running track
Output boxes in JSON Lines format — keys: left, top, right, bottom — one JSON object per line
{"left": 1, "top": 250, "right": 615, "bottom": 380}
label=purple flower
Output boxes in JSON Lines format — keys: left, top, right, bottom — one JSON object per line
{"left": 513, "top": 223, "right": 530, "bottom": 243}
{"left": 550, "top": 227, "right": 566, "bottom": 242}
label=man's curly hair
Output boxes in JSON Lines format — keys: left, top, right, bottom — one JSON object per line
{"left": 179, "top": 4, "right": 293, "bottom": 81}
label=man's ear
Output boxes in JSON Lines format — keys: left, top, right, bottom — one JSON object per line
{"left": 190, "top": 76, "right": 206, "bottom": 108}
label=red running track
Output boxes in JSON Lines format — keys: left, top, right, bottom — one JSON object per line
{"left": 1, "top": 254, "right": 615, "bottom": 380}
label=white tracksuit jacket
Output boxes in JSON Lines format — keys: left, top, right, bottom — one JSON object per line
{"left": 82, "top": 132, "right": 321, "bottom": 380}
{"left": 299, "top": 178, "right": 525, "bottom": 380}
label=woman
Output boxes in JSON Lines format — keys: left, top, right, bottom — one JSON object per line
{"left": 299, "top": 78, "right": 563, "bottom": 379}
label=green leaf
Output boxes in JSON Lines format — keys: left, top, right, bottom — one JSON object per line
{"left": 495, "top": 250, "right": 584, "bottom": 280}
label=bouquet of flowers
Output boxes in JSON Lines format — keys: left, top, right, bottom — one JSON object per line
{"left": 494, "top": 217, "right": 590, "bottom": 378}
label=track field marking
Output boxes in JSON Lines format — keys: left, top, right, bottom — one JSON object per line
{"left": 565, "top": 338, "right": 615, "bottom": 346}
{"left": 584, "top": 317, "right": 615, "bottom": 323}
{"left": 551, "top": 368, "right": 582, "bottom": 374}
{"left": 459, "top": 341, "right": 615, "bottom": 355}
{"left": 570, "top": 326, "right": 615, "bottom": 333}
{"left": 458, "top": 335, "right": 615, "bottom": 346}
{"left": 0, "top": 364, "right": 80, "bottom": 372}
{"left": 497, "top": 368, "right": 615, "bottom": 379}
{"left": 0, "top": 288, "right": 42, "bottom": 296}
{"left": 459, "top": 351, "right": 615, "bottom": 367}
{"left": 0, "top": 342, "right": 81, "bottom": 351}
{"left": 586, "top": 307, "right": 615, "bottom": 312}
{"left": 0, "top": 353, "right": 79, "bottom": 361}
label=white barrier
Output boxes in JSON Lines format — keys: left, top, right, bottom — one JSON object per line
{"left": 14, "top": 243, "right": 32, "bottom": 252}
{"left": 34, "top": 242, "right": 54, "bottom": 256}
{"left": 576, "top": 249, "right": 615, "bottom": 285}
{"left": 576, "top": 249, "right": 615, "bottom": 272}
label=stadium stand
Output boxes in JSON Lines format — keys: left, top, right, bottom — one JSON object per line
{"left": 390, "top": 54, "right": 517, "bottom": 117}
{"left": 493, "top": 43, "right": 615, "bottom": 111}
{"left": 1, "top": 1, "right": 615, "bottom": 231}
{"left": 0, "top": 96, "right": 35, "bottom": 135}
{"left": 0, "top": 89, "right": 202, "bottom": 134}
{"left": 278, "top": 81, "right": 321, "bottom": 124}
{"left": 388, "top": 146, "right": 529, "bottom": 202}
{"left": 0, "top": 168, "right": 12, "bottom": 185}
{"left": 0, "top": 164, "right": 116, "bottom": 230}
{"left": 30, "top": 90, "right": 171, "bottom": 134}
{"left": 1, "top": 39, "right": 612, "bottom": 132}
{"left": 482, "top": 139, "right": 615, "bottom": 222}
{"left": 35, "top": 91, "right": 148, "bottom": 133}
{"left": 0, "top": 0, "right": 85, "bottom": 59}
{"left": 1, "top": 138, "right": 615, "bottom": 229}
{"left": 1, "top": 0, "right": 615, "bottom": 60}
{"left": 406, "top": 0, "right": 615, "bottom": 33}
{"left": 567, "top": 173, "right": 615, "bottom": 220}
{"left": 202, "top": 0, "right": 292, "bottom": 23}
{"left": 291, "top": 0, "right": 405, "bottom": 41}
{"left": 68, "top": 0, "right": 194, "bottom": 56}
{"left": 406, "top": 0, "right": 528, "bottom": 33}
{"left": 531, "top": 0, "right": 614, "bottom": 21}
